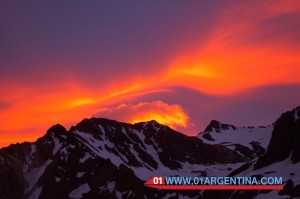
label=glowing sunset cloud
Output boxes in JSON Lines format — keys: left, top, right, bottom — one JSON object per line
{"left": 96, "top": 101, "right": 190, "bottom": 130}
{"left": 0, "top": 82, "right": 141, "bottom": 144}
{"left": 0, "top": 80, "right": 173, "bottom": 147}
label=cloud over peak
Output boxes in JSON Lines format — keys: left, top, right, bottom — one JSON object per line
{"left": 95, "top": 101, "right": 190, "bottom": 130}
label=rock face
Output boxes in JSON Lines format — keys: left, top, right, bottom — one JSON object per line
{"left": 0, "top": 106, "right": 299, "bottom": 199}
{"left": 203, "top": 120, "right": 237, "bottom": 133}
{"left": 255, "top": 106, "right": 300, "bottom": 169}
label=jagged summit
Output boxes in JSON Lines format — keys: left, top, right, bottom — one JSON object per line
{"left": 202, "top": 120, "right": 236, "bottom": 133}
{"left": 135, "top": 119, "right": 160, "bottom": 125}
{"left": 133, "top": 120, "right": 171, "bottom": 132}
{"left": 139, "top": 119, "right": 164, "bottom": 128}
{"left": 45, "top": 124, "right": 67, "bottom": 136}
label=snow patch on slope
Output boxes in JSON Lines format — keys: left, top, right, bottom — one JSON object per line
{"left": 79, "top": 152, "right": 91, "bottom": 164}
{"left": 294, "top": 107, "right": 299, "bottom": 121}
{"left": 76, "top": 172, "right": 85, "bottom": 178}
{"left": 238, "top": 157, "right": 300, "bottom": 184}
{"left": 198, "top": 125, "right": 273, "bottom": 149}
{"left": 74, "top": 130, "right": 125, "bottom": 166}
{"left": 28, "top": 186, "right": 43, "bottom": 199}
{"left": 25, "top": 159, "right": 52, "bottom": 195}
{"left": 107, "top": 181, "right": 115, "bottom": 193}
{"left": 69, "top": 183, "right": 91, "bottom": 199}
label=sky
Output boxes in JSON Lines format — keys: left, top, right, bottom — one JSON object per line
{"left": 1, "top": 0, "right": 300, "bottom": 147}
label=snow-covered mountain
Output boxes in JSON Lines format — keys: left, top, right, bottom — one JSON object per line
{"left": 0, "top": 119, "right": 244, "bottom": 199}
{"left": 0, "top": 106, "right": 299, "bottom": 199}
{"left": 197, "top": 120, "right": 273, "bottom": 159}
{"left": 200, "top": 106, "right": 300, "bottom": 199}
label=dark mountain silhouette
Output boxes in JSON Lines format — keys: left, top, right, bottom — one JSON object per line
{"left": 0, "top": 106, "right": 299, "bottom": 199}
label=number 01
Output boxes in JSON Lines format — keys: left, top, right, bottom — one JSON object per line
{"left": 153, "top": 177, "right": 162, "bottom": 184}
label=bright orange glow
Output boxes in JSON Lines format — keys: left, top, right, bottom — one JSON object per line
{"left": 97, "top": 101, "right": 189, "bottom": 130}
{"left": 0, "top": 133, "right": 37, "bottom": 147}
{"left": 0, "top": 80, "right": 174, "bottom": 147}
{"left": 0, "top": 82, "right": 148, "bottom": 147}
{"left": 164, "top": 48, "right": 300, "bottom": 94}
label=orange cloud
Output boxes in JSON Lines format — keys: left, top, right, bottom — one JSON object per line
{"left": 164, "top": 0, "right": 300, "bottom": 94}
{"left": 0, "top": 80, "right": 174, "bottom": 147}
{"left": 95, "top": 101, "right": 190, "bottom": 130}
{"left": 0, "top": 82, "right": 144, "bottom": 147}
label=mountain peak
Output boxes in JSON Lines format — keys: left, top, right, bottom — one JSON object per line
{"left": 47, "top": 124, "right": 67, "bottom": 134}
{"left": 43, "top": 124, "right": 67, "bottom": 139}
{"left": 142, "top": 120, "right": 164, "bottom": 128}
{"left": 133, "top": 120, "right": 169, "bottom": 132}
{"left": 203, "top": 120, "right": 236, "bottom": 133}
{"left": 147, "top": 119, "right": 159, "bottom": 124}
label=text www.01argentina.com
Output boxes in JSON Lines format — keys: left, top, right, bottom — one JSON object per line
{"left": 144, "top": 176, "right": 283, "bottom": 190}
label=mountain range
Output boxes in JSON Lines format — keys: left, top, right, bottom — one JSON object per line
{"left": 0, "top": 106, "right": 299, "bottom": 199}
